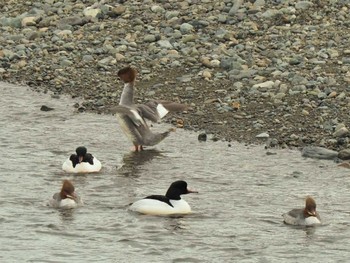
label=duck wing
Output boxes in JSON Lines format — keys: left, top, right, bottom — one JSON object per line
{"left": 113, "top": 105, "right": 146, "bottom": 127}
{"left": 136, "top": 100, "right": 187, "bottom": 123}
{"left": 145, "top": 195, "right": 173, "bottom": 207}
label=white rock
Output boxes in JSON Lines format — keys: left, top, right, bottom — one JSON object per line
{"left": 157, "top": 40, "right": 173, "bottom": 49}
{"left": 180, "top": 23, "right": 194, "bottom": 34}
{"left": 21, "top": 17, "right": 36, "bottom": 27}
{"left": 333, "top": 127, "right": 349, "bottom": 137}
{"left": 253, "top": 81, "right": 275, "bottom": 89}
{"left": 256, "top": 132, "right": 269, "bottom": 138}
{"left": 202, "top": 70, "right": 212, "bottom": 80}
{"left": 210, "top": 59, "right": 221, "bottom": 68}
{"left": 84, "top": 8, "right": 102, "bottom": 18}
{"left": 151, "top": 5, "right": 165, "bottom": 13}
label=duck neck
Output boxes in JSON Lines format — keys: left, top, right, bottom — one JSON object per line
{"left": 119, "top": 82, "right": 134, "bottom": 106}
{"left": 165, "top": 190, "right": 181, "bottom": 200}
{"left": 303, "top": 208, "right": 314, "bottom": 218}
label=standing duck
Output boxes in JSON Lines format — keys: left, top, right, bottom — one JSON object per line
{"left": 62, "top": 146, "right": 102, "bottom": 173}
{"left": 129, "top": 180, "right": 198, "bottom": 215}
{"left": 114, "top": 66, "right": 188, "bottom": 151}
{"left": 282, "top": 196, "right": 321, "bottom": 226}
{"left": 48, "top": 180, "right": 82, "bottom": 208}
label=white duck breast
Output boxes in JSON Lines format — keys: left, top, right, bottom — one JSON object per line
{"left": 58, "top": 198, "right": 78, "bottom": 208}
{"left": 304, "top": 216, "right": 321, "bottom": 225}
{"left": 129, "top": 199, "right": 192, "bottom": 215}
{"left": 48, "top": 194, "right": 80, "bottom": 209}
{"left": 62, "top": 158, "right": 102, "bottom": 173}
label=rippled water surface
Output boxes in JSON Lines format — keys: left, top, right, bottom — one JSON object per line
{"left": 1, "top": 82, "right": 349, "bottom": 262}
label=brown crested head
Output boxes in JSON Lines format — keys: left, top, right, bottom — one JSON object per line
{"left": 60, "top": 180, "right": 76, "bottom": 199}
{"left": 304, "top": 196, "right": 317, "bottom": 217}
{"left": 117, "top": 66, "right": 137, "bottom": 83}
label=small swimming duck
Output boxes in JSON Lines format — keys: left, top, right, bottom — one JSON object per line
{"left": 62, "top": 146, "right": 102, "bottom": 173}
{"left": 48, "top": 180, "right": 82, "bottom": 208}
{"left": 282, "top": 196, "right": 321, "bottom": 226}
{"left": 129, "top": 180, "right": 198, "bottom": 215}
{"left": 115, "top": 66, "right": 188, "bottom": 151}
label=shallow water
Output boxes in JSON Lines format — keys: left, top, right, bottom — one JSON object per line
{"left": 0, "top": 82, "right": 349, "bottom": 262}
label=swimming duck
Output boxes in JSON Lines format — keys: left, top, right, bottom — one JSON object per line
{"left": 48, "top": 180, "right": 82, "bottom": 208}
{"left": 115, "top": 66, "right": 188, "bottom": 151}
{"left": 129, "top": 180, "right": 198, "bottom": 215}
{"left": 62, "top": 146, "right": 102, "bottom": 173}
{"left": 282, "top": 196, "right": 321, "bottom": 226}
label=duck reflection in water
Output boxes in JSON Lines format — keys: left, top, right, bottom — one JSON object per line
{"left": 58, "top": 208, "right": 75, "bottom": 223}
{"left": 117, "top": 149, "right": 164, "bottom": 177}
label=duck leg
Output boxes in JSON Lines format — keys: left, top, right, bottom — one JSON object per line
{"left": 133, "top": 144, "right": 144, "bottom": 152}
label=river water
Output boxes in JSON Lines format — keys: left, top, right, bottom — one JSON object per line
{"left": 0, "top": 82, "right": 349, "bottom": 263}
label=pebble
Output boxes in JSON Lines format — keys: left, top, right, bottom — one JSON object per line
{"left": 198, "top": 133, "right": 207, "bottom": 142}
{"left": 333, "top": 127, "right": 349, "bottom": 138}
{"left": 180, "top": 23, "right": 194, "bottom": 34}
{"left": 253, "top": 81, "right": 275, "bottom": 89}
{"left": 338, "top": 149, "right": 350, "bottom": 160}
{"left": 256, "top": 132, "right": 269, "bottom": 138}
{"left": 83, "top": 8, "right": 102, "bottom": 18}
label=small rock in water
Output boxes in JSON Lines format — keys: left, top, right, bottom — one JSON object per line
{"left": 301, "top": 146, "right": 338, "bottom": 160}
{"left": 40, "top": 105, "right": 54, "bottom": 111}
{"left": 266, "top": 151, "right": 277, "bottom": 156}
{"left": 338, "top": 149, "right": 350, "bottom": 160}
{"left": 338, "top": 162, "right": 350, "bottom": 169}
{"left": 198, "top": 133, "right": 207, "bottom": 142}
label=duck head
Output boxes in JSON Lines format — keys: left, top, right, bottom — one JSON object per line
{"left": 60, "top": 180, "right": 77, "bottom": 200}
{"left": 304, "top": 196, "right": 317, "bottom": 217}
{"left": 117, "top": 66, "right": 137, "bottom": 83}
{"left": 75, "top": 146, "right": 87, "bottom": 163}
{"left": 165, "top": 180, "right": 198, "bottom": 200}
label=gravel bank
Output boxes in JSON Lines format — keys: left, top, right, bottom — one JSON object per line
{"left": 1, "top": 0, "right": 350, "bottom": 154}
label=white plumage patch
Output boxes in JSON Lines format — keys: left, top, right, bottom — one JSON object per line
{"left": 129, "top": 199, "right": 192, "bottom": 215}
{"left": 59, "top": 198, "right": 78, "bottom": 208}
{"left": 156, "top": 104, "right": 169, "bottom": 119}
{"left": 304, "top": 216, "right": 321, "bottom": 225}
{"left": 62, "top": 158, "right": 102, "bottom": 173}
{"left": 48, "top": 197, "right": 80, "bottom": 209}
{"left": 130, "top": 109, "right": 146, "bottom": 126}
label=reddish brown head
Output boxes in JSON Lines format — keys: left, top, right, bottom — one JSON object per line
{"left": 60, "top": 180, "right": 76, "bottom": 200}
{"left": 303, "top": 196, "right": 317, "bottom": 217}
{"left": 117, "top": 66, "right": 137, "bottom": 83}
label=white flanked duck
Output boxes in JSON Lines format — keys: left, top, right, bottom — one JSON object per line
{"left": 62, "top": 146, "right": 102, "bottom": 173}
{"left": 114, "top": 66, "right": 188, "bottom": 151}
{"left": 48, "top": 180, "right": 82, "bottom": 209}
{"left": 282, "top": 196, "right": 321, "bottom": 226}
{"left": 129, "top": 180, "right": 198, "bottom": 215}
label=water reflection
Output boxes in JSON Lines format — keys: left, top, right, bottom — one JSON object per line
{"left": 163, "top": 217, "right": 189, "bottom": 232}
{"left": 58, "top": 208, "right": 76, "bottom": 223}
{"left": 118, "top": 149, "right": 165, "bottom": 177}
{"left": 304, "top": 226, "right": 317, "bottom": 236}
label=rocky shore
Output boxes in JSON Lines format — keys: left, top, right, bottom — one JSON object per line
{"left": 1, "top": 0, "right": 350, "bottom": 158}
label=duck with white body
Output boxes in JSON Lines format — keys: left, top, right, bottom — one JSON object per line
{"left": 129, "top": 180, "right": 198, "bottom": 215}
{"left": 62, "top": 146, "right": 101, "bottom": 173}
